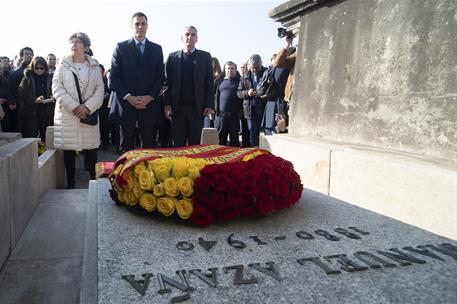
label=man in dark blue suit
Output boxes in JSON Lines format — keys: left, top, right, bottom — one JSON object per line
{"left": 110, "top": 12, "right": 165, "bottom": 152}
{"left": 164, "top": 25, "right": 214, "bottom": 147}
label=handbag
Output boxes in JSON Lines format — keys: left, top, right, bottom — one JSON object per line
{"left": 72, "top": 72, "right": 98, "bottom": 125}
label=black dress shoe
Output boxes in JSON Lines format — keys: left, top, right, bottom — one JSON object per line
{"left": 66, "top": 182, "right": 75, "bottom": 189}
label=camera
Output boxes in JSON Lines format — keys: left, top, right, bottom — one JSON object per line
{"left": 277, "top": 27, "right": 294, "bottom": 39}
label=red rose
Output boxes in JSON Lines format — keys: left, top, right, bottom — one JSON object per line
{"left": 194, "top": 175, "right": 211, "bottom": 194}
{"left": 227, "top": 191, "right": 242, "bottom": 208}
{"left": 212, "top": 174, "right": 227, "bottom": 191}
{"left": 242, "top": 182, "right": 257, "bottom": 197}
{"left": 218, "top": 205, "right": 240, "bottom": 222}
{"left": 240, "top": 197, "right": 256, "bottom": 216}
{"left": 258, "top": 193, "right": 275, "bottom": 215}
{"left": 208, "top": 191, "right": 226, "bottom": 211}
{"left": 191, "top": 207, "right": 213, "bottom": 227}
{"left": 202, "top": 164, "right": 220, "bottom": 176}
{"left": 230, "top": 166, "right": 246, "bottom": 183}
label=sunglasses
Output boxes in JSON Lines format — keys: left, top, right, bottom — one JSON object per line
{"left": 35, "top": 67, "right": 45, "bottom": 71}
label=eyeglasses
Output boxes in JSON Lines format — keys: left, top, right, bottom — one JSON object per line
{"left": 70, "top": 40, "right": 82, "bottom": 45}
{"left": 35, "top": 67, "right": 45, "bottom": 71}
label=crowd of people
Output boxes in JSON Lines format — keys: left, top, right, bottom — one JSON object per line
{"left": 0, "top": 12, "right": 296, "bottom": 188}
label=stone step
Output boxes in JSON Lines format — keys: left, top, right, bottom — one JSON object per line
{"left": 40, "top": 189, "right": 88, "bottom": 205}
{"left": 0, "top": 189, "right": 88, "bottom": 304}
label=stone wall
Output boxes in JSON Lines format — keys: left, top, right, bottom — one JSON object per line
{"left": 0, "top": 138, "right": 38, "bottom": 268}
{"left": 272, "top": 0, "right": 457, "bottom": 160}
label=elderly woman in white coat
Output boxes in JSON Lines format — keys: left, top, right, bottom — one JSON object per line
{"left": 53, "top": 32, "right": 104, "bottom": 189}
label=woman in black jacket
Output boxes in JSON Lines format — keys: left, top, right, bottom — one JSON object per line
{"left": 18, "top": 56, "right": 54, "bottom": 141}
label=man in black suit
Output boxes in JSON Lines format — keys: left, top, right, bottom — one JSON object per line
{"left": 110, "top": 12, "right": 165, "bottom": 152}
{"left": 164, "top": 25, "right": 214, "bottom": 147}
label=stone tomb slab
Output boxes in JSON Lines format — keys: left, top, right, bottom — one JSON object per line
{"left": 89, "top": 179, "right": 457, "bottom": 304}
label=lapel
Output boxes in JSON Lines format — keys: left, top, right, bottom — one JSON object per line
{"left": 193, "top": 49, "right": 199, "bottom": 87}
{"left": 142, "top": 39, "right": 150, "bottom": 59}
{"left": 176, "top": 50, "right": 182, "bottom": 89}
{"left": 128, "top": 38, "right": 141, "bottom": 62}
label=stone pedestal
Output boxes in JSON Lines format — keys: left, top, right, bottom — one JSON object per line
{"left": 200, "top": 128, "right": 219, "bottom": 145}
{"left": 81, "top": 179, "right": 457, "bottom": 303}
{"left": 269, "top": 0, "right": 457, "bottom": 160}
{"left": 266, "top": 0, "right": 457, "bottom": 240}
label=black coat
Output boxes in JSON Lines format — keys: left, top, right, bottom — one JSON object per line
{"left": 8, "top": 65, "right": 26, "bottom": 105}
{"left": 164, "top": 49, "right": 214, "bottom": 116}
{"left": 237, "top": 67, "right": 267, "bottom": 119}
{"left": 109, "top": 38, "right": 165, "bottom": 125}
{"left": 0, "top": 75, "right": 12, "bottom": 114}
{"left": 18, "top": 69, "right": 53, "bottom": 118}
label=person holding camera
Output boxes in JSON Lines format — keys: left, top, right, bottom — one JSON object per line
{"left": 274, "top": 29, "right": 297, "bottom": 105}
{"left": 52, "top": 32, "right": 104, "bottom": 189}
{"left": 237, "top": 54, "right": 267, "bottom": 147}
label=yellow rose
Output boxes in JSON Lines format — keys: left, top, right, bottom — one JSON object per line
{"left": 138, "top": 170, "right": 155, "bottom": 190}
{"left": 117, "top": 191, "right": 126, "bottom": 203}
{"left": 157, "top": 196, "right": 177, "bottom": 216}
{"left": 147, "top": 158, "right": 170, "bottom": 171}
{"left": 164, "top": 177, "right": 179, "bottom": 196}
{"left": 178, "top": 177, "right": 194, "bottom": 197}
{"left": 122, "top": 170, "right": 135, "bottom": 192}
{"left": 139, "top": 193, "right": 156, "bottom": 212}
{"left": 155, "top": 164, "right": 170, "bottom": 182}
{"left": 171, "top": 158, "right": 189, "bottom": 178}
{"left": 188, "top": 166, "right": 201, "bottom": 181}
{"left": 153, "top": 183, "right": 165, "bottom": 197}
{"left": 176, "top": 198, "right": 193, "bottom": 219}
{"left": 190, "top": 158, "right": 207, "bottom": 170}
{"left": 133, "top": 180, "right": 145, "bottom": 198}
{"left": 123, "top": 191, "right": 138, "bottom": 206}
{"left": 134, "top": 162, "right": 147, "bottom": 177}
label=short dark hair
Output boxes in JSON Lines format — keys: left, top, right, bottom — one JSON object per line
{"left": 19, "top": 47, "right": 34, "bottom": 58}
{"left": 224, "top": 61, "right": 237, "bottom": 69}
{"left": 47, "top": 54, "right": 56, "bottom": 59}
{"left": 132, "top": 12, "right": 147, "bottom": 21}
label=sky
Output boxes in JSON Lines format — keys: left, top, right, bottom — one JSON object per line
{"left": 2, "top": 0, "right": 286, "bottom": 70}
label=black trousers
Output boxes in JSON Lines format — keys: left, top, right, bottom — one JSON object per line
{"left": 21, "top": 116, "right": 38, "bottom": 139}
{"left": 171, "top": 105, "right": 203, "bottom": 147}
{"left": 240, "top": 116, "right": 250, "bottom": 148}
{"left": 64, "top": 149, "right": 97, "bottom": 187}
{"left": 120, "top": 112, "right": 158, "bottom": 152}
{"left": 216, "top": 113, "right": 240, "bottom": 147}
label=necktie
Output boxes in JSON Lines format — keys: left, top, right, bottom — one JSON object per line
{"left": 137, "top": 42, "right": 143, "bottom": 55}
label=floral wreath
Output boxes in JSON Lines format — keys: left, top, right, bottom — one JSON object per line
{"left": 106, "top": 144, "right": 303, "bottom": 227}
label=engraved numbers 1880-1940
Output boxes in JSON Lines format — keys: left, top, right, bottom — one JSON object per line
{"left": 176, "top": 226, "right": 370, "bottom": 251}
